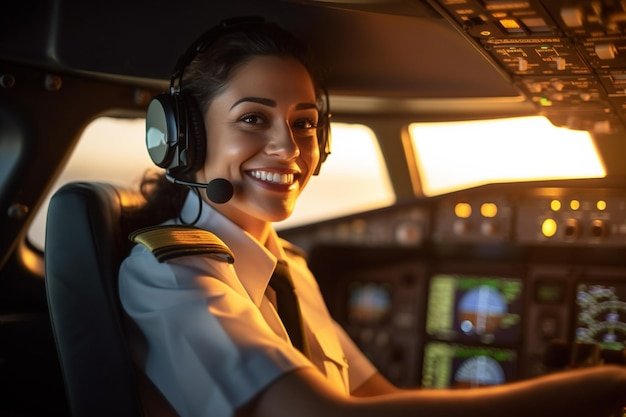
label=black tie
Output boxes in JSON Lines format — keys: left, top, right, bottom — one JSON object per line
{"left": 269, "top": 261, "right": 310, "bottom": 358}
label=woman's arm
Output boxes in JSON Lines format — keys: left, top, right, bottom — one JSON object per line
{"left": 239, "top": 365, "right": 626, "bottom": 417}
{"left": 351, "top": 372, "right": 400, "bottom": 397}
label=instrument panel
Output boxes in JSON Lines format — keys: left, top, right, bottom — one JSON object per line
{"left": 278, "top": 0, "right": 626, "bottom": 391}
{"left": 280, "top": 182, "right": 626, "bottom": 388}
{"left": 430, "top": 0, "right": 626, "bottom": 134}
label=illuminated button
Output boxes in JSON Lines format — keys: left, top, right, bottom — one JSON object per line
{"left": 539, "top": 97, "right": 552, "bottom": 106}
{"left": 550, "top": 200, "right": 561, "bottom": 211}
{"left": 570, "top": 200, "right": 580, "bottom": 210}
{"left": 480, "top": 203, "right": 498, "bottom": 218}
{"left": 499, "top": 18, "right": 524, "bottom": 34}
{"left": 597, "top": 200, "right": 607, "bottom": 211}
{"left": 541, "top": 218, "right": 558, "bottom": 237}
{"left": 454, "top": 203, "right": 472, "bottom": 218}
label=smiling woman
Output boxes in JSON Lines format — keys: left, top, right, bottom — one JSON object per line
{"left": 27, "top": 118, "right": 393, "bottom": 249}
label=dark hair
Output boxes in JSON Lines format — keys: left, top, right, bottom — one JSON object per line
{"left": 130, "top": 20, "right": 325, "bottom": 227}
{"left": 184, "top": 20, "right": 325, "bottom": 116}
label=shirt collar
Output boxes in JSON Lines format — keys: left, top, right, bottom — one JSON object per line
{"left": 179, "top": 192, "right": 286, "bottom": 307}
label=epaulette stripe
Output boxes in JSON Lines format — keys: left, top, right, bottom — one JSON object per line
{"left": 130, "top": 225, "right": 235, "bottom": 263}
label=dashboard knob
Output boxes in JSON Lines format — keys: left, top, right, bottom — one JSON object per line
{"left": 480, "top": 220, "right": 497, "bottom": 236}
{"left": 560, "top": 7, "right": 583, "bottom": 28}
{"left": 564, "top": 218, "right": 580, "bottom": 239}
{"left": 453, "top": 219, "right": 470, "bottom": 235}
{"left": 554, "top": 56, "right": 566, "bottom": 71}
{"left": 518, "top": 57, "right": 528, "bottom": 72}
{"left": 595, "top": 43, "right": 617, "bottom": 60}
{"left": 590, "top": 219, "right": 608, "bottom": 238}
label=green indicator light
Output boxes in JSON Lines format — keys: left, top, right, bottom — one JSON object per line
{"left": 539, "top": 97, "right": 552, "bottom": 106}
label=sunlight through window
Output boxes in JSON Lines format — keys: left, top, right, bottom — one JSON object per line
{"left": 408, "top": 116, "right": 606, "bottom": 196}
{"left": 276, "top": 123, "right": 394, "bottom": 229}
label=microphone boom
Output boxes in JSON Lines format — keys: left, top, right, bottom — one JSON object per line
{"left": 165, "top": 174, "right": 234, "bottom": 204}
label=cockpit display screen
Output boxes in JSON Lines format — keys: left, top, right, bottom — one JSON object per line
{"left": 347, "top": 281, "right": 392, "bottom": 325}
{"left": 426, "top": 274, "right": 523, "bottom": 345}
{"left": 421, "top": 342, "right": 518, "bottom": 388}
{"left": 575, "top": 282, "right": 626, "bottom": 351}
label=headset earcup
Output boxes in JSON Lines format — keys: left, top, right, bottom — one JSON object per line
{"left": 173, "top": 92, "right": 206, "bottom": 177}
{"left": 145, "top": 91, "right": 206, "bottom": 177}
{"left": 313, "top": 121, "right": 328, "bottom": 175}
{"left": 314, "top": 94, "right": 331, "bottom": 175}
{"left": 145, "top": 94, "right": 179, "bottom": 168}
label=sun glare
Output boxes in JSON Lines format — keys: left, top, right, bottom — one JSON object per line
{"left": 409, "top": 116, "right": 606, "bottom": 196}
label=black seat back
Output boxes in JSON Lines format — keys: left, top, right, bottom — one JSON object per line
{"left": 45, "top": 181, "right": 176, "bottom": 417}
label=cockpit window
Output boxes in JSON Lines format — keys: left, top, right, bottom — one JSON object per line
{"left": 28, "top": 118, "right": 393, "bottom": 249}
{"left": 28, "top": 117, "right": 153, "bottom": 250}
{"left": 408, "top": 116, "right": 606, "bottom": 197}
{"left": 275, "top": 123, "right": 395, "bottom": 229}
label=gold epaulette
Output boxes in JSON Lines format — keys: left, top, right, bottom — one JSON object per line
{"left": 129, "top": 225, "right": 235, "bottom": 263}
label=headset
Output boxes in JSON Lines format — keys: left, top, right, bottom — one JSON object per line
{"left": 145, "top": 17, "right": 331, "bottom": 202}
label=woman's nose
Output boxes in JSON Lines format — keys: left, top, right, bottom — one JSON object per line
{"left": 265, "top": 121, "right": 300, "bottom": 160}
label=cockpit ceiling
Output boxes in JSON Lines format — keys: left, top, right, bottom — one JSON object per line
{"left": 1, "top": 0, "right": 521, "bottom": 100}
{"left": 7, "top": 0, "right": 626, "bottom": 136}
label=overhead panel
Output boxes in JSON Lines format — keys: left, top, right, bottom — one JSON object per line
{"left": 431, "top": 0, "right": 626, "bottom": 135}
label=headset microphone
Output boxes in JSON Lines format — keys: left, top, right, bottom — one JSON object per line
{"left": 165, "top": 174, "right": 234, "bottom": 204}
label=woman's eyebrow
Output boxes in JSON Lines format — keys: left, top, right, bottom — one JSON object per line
{"left": 230, "top": 97, "right": 317, "bottom": 111}
{"left": 230, "top": 97, "right": 276, "bottom": 109}
{"left": 295, "top": 102, "right": 318, "bottom": 110}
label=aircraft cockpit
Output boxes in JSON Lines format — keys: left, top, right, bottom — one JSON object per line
{"left": 5, "top": 0, "right": 626, "bottom": 416}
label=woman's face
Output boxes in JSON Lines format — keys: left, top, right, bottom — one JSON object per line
{"left": 196, "top": 56, "right": 320, "bottom": 233}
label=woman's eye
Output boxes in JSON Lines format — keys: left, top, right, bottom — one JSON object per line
{"left": 240, "top": 114, "right": 265, "bottom": 125}
{"left": 293, "top": 118, "right": 318, "bottom": 130}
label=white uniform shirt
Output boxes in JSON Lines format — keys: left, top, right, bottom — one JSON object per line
{"left": 119, "top": 193, "right": 376, "bottom": 417}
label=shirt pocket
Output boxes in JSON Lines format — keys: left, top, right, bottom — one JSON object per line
{"left": 312, "top": 324, "right": 350, "bottom": 395}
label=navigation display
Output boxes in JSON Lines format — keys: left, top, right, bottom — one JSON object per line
{"left": 426, "top": 274, "right": 523, "bottom": 344}
{"left": 347, "top": 281, "right": 392, "bottom": 325}
{"left": 421, "top": 342, "right": 518, "bottom": 388}
{"left": 575, "top": 282, "right": 626, "bottom": 351}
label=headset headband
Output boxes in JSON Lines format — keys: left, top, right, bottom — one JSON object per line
{"left": 170, "top": 16, "right": 265, "bottom": 94}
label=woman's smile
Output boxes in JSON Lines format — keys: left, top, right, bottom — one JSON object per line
{"left": 246, "top": 168, "right": 300, "bottom": 191}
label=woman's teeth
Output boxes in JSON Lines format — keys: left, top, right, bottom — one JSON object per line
{"left": 249, "top": 170, "right": 294, "bottom": 185}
